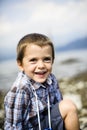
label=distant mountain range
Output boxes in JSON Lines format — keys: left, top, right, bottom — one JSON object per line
{"left": 0, "top": 37, "right": 87, "bottom": 61}
{"left": 56, "top": 37, "right": 87, "bottom": 52}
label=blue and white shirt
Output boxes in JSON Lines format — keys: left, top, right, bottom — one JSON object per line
{"left": 4, "top": 71, "right": 63, "bottom": 130}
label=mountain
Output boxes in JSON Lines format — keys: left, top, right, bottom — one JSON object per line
{"left": 56, "top": 37, "right": 87, "bottom": 52}
{"left": 0, "top": 37, "right": 87, "bottom": 62}
{"left": 0, "top": 52, "right": 16, "bottom": 61}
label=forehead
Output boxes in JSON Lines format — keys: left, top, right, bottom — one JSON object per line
{"left": 25, "top": 44, "right": 52, "bottom": 53}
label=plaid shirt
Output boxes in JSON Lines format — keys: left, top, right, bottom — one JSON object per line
{"left": 4, "top": 71, "right": 63, "bottom": 130}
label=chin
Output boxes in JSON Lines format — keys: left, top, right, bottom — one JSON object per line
{"left": 35, "top": 78, "right": 46, "bottom": 83}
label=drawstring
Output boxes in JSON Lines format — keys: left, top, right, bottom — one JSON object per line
{"left": 34, "top": 91, "right": 52, "bottom": 130}
{"left": 34, "top": 91, "right": 41, "bottom": 130}
{"left": 30, "top": 82, "right": 52, "bottom": 130}
{"left": 17, "top": 72, "right": 52, "bottom": 129}
{"left": 48, "top": 94, "right": 51, "bottom": 129}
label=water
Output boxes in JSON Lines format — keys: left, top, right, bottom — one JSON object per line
{"left": 0, "top": 49, "right": 87, "bottom": 91}
{"left": 0, "top": 59, "right": 18, "bottom": 91}
{"left": 53, "top": 49, "right": 87, "bottom": 79}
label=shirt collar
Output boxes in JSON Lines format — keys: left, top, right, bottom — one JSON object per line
{"left": 21, "top": 71, "right": 52, "bottom": 90}
{"left": 31, "top": 74, "right": 52, "bottom": 90}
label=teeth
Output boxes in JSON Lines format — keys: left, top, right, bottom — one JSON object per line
{"left": 35, "top": 71, "right": 46, "bottom": 74}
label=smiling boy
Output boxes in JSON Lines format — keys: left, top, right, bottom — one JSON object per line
{"left": 4, "top": 33, "right": 80, "bottom": 130}
{"left": 18, "top": 44, "right": 53, "bottom": 83}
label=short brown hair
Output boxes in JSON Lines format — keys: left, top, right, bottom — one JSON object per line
{"left": 16, "top": 33, "right": 55, "bottom": 63}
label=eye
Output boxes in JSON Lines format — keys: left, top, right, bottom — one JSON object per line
{"left": 29, "top": 58, "right": 37, "bottom": 63}
{"left": 44, "top": 57, "right": 52, "bottom": 62}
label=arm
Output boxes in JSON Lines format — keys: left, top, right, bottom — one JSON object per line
{"left": 55, "top": 81, "right": 63, "bottom": 101}
{"left": 51, "top": 74, "right": 63, "bottom": 102}
{"left": 4, "top": 88, "right": 29, "bottom": 130}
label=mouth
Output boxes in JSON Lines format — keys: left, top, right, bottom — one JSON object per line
{"left": 35, "top": 71, "right": 47, "bottom": 75}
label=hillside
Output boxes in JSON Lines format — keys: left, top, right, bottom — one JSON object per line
{"left": 0, "top": 37, "right": 87, "bottom": 61}
{"left": 56, "top": 37, "right": 87, "bottom": 52}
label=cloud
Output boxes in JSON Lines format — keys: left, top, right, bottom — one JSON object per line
{"left": 27, "top": 0, "right": 87, "bottom": 43}
{"left": 0, "top": 0, "right": 87, "bottom": 51}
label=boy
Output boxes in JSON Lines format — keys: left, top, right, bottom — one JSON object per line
{"left": 4, "top": 33, "right": 80, "bottom": 130}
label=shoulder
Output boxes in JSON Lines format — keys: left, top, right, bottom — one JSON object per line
{"left": 50, "top": 73, "right": 57, "bottom": 80}
{"left": 4, "top": 85, "right": 30, "bottom": 101}
{"left": 48, "top": 73, "right": 60, "bottom": 91}
{"left": 49, "top": 73, "right": 58, "bottom": 85}
{"left": 4, "top": 82, "right": 30, "bottom": 106}
{"left": 10, "top": 71, "right": 32, "bottom": 94}
{"left": 4, "top": 72, "right": 31, "bottom": 108}
{"left": 4, "top": 86, "right": 30, "bottom": 110}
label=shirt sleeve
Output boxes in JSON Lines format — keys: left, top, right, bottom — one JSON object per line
{"left": 55, "top": 81, "right": 63, "bottom": 101}
{"left": 4, "top": 87, "right": 30, "bottom": 130}
{"left": 52, "top": 74, "right": 63, "bottom": 102}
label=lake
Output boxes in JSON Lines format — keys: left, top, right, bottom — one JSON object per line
{"left": 0, "top": 49, "right": 87, "bottom": 91}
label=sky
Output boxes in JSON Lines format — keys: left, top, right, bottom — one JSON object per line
{"left": 0, "top": 0, "right": 87, "bottom": 60}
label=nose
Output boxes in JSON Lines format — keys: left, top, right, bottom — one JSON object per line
{"left": 38, "top": 60, "right": 45, "bottom": 69}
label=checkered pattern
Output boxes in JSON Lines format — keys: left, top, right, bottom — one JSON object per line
{"left": 4, "top": 71, "right": 62, "bottom": 129}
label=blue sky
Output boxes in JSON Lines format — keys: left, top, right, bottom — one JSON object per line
{"left": 0, "top": 0, "right": 87, "bottom": 60}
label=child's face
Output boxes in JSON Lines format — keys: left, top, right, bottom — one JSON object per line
{"left": 18, "top": 44, "right": 53, "bottom": 83}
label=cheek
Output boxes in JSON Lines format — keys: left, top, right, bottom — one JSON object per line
{"left": 47, "top": 64, "right": 52, "bottom": 70}
{"left": 27, "top": 64, "right": 36, "bottom": 71}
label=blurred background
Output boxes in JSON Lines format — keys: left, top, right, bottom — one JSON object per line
{"left": 0, "top": 0, "right": 87, "bottom": 129}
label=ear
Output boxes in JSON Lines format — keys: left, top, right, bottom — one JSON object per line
{"left": 17, "top": 60, "right": 24, "bottom": 71}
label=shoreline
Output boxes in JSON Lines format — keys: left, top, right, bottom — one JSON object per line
{"left": 58, "top": 70, "right": 87, "bottom": 130}
{"left": 0, "top": 70, "right": 87, "bottom": 129}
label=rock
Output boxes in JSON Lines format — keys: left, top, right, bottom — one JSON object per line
{"left": 75, "top": 81, "right": 85, "bottom": 89}
{"left": 0, "top": 71, "right": 87, "bottom": 129}
{"left": 58, "top": 71, "right": 87, "bottom": 129}
{"left": 0, "top": 110, "right": 4, "bottom": 119}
